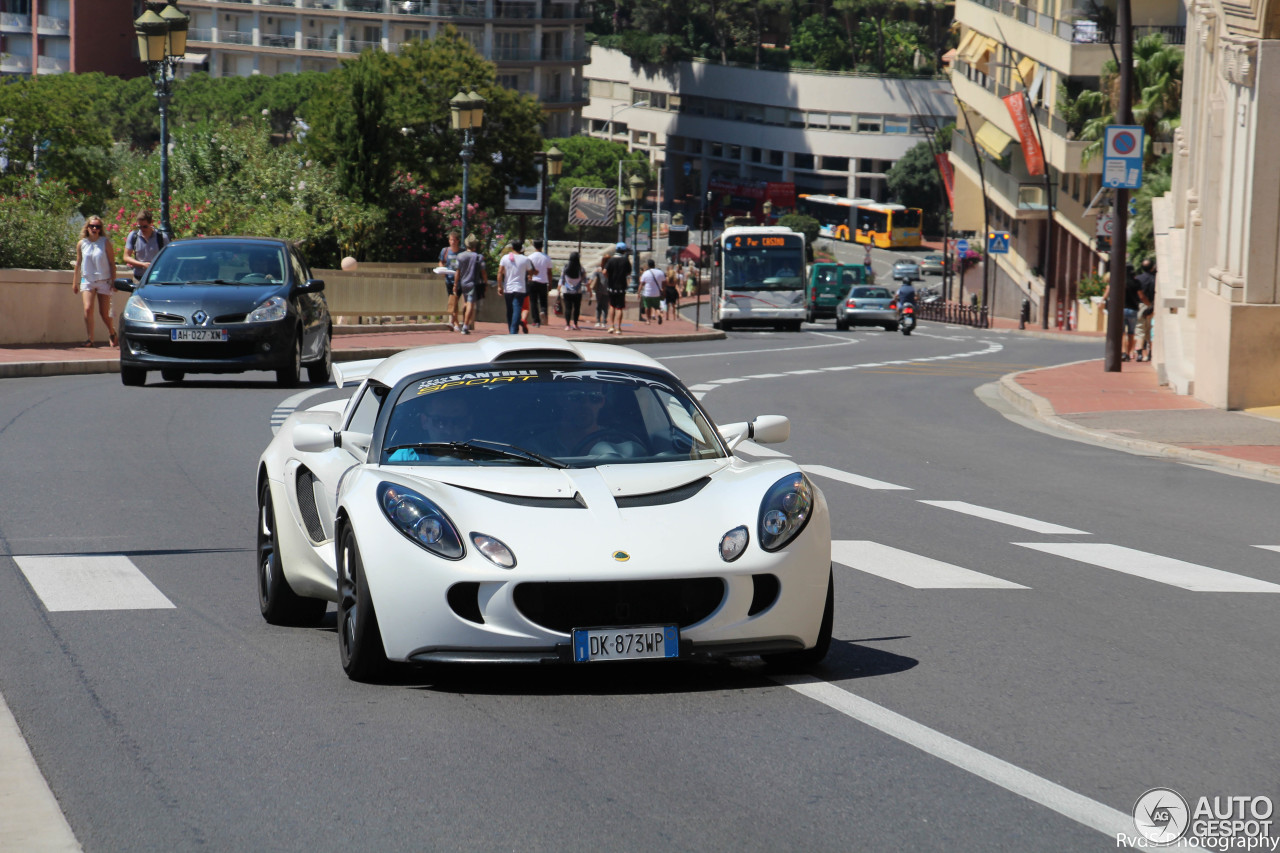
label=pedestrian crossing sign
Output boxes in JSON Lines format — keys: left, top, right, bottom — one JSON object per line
{"left": 987, "top": 231, "right": 1010, "bottom": 254}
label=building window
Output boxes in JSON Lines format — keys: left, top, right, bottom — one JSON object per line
{"left": 749, "top": 147, "right": 762, "bottom": 163}
{"left": 808, "top": 112, "right": 828, "bottom": 130}
{"left": 830, "top": 113, "right": 852, "bottom": 131}
{"left": 858, "top": 116, "right": 882, "bottom": 133}
{"left": 729, "top": 145, "right": 742, "bottom": 160}
{"left": 788, "top": 110, "right": 805, "bottom": 128}
{"left": 669, "top": 136, "right": 683, "bottom": 152}
{"left": 689, "top": 139, "right": 702, "bottom": 154}
{"left": 858, "top": 158, "right": 875, "bottom": 173}
{"left": 885, "top": 117, "right": 910, "bottom": 134}
{"left": 743, "top": 104, "right": 763, "bottom": 124}
{"left": 794, "top": 153, "right": 815, "bottom": 170}
{"left": 821, "top": 156, "right": 849, "bottom": 172}
{"left": 769, "top": 150, "right": 784, "bottom": 166}
{"left": 588, "top": 79, "right": 614, "bottom": 98}
{"left": 403, "top": 28, "right": 428, "bottom": 42}
{"left": 711, "top": 142, "right": 723, "bottom": 158}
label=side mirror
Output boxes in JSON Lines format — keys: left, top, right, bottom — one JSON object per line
{"left": 293, "top": 423, "right": 338, "bottom": 453}
{"left": 299, "top": 278, "right": 325, "bottom": 294}
{"left": 749, "top": 415, "right": 790, "bottom": 445}
{"left": 114, "top": 278, "right": 136, "bottom": 293}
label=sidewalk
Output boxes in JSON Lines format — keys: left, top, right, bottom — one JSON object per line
{"left": 5, "top": 310, "right": 1280, "bottom": 482}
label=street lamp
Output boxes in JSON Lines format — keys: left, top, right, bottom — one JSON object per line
{"left": 450, "top": 90, "right": 486, "bottom": 240}
{"left": 606, "top": 100, "right": 648, "bottom": 143}
{"left": 628, "top": 173, "right": 646, "bottom": 293}
{"left": 540, "top": 145, "right": 563, "bottom": 250}
{"left": 134, "top": 0, "right": 189, "bottom": 240}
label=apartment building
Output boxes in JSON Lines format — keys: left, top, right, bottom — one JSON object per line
{"left": 0, "top": 0, "right": 138, "bottom": 78}
{"left": 582, "top": 47, "right": 955, "bottom": 216}
{"left": 180, "top": 0, "right": 589, "bottom": 136}
{"left": 948, "top": 0, "right": 1185, "bottom": 321}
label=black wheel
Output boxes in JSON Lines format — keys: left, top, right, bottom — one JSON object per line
{"left": 121, "top": 367, "right": 146, "bottom": 387}
{"left": 901, "top": 325, "right": 912, "bottom": 336}
{"left": 276, "top": 334, "right": 301, "bottom": 387}
{"left": 257, "top": 480, "right": 326, "bottom": 626}
{"left": 764, "top": 567, "right": 834, "bottom": 672}
{"left": 161, "top": 369, "right": 185, "bottom": 383}
{"left": 835, "top": 319, "right": 849, "bottom": 331}
{"left": 338, "top": 525, "right": 388, "bottom": 681}
{"left": 885, "top": 323, "right": 898, "bottom": 332}
{"left": 306, "top": 330, "right": 331, "bottom": 385}
{"left": 805, "top": 306, "right": 815, "bottom": 324}
{"left": 719, "top": 320, "right": 732, "bottom": 332}
{"left": 787, "top": 320, "right": 803, "bottom": 332}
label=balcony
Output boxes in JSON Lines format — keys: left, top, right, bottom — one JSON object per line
{"left": 343, "top": 38, "right": 381, "bottom": 52}
{"left": 951, "top": 132, "right": 1048, "bottom": 218}
{"left": 36, "top": 15, "right": 69, "bottom": 36}
{"left": 540, "top": 87, "right": 585, "bottom": 105}
{"left": 221, "top": 30, "right": 255, "bottom": 44}
{"left": 495, "top": 2, "right": 539, "bottom": 19}
{"left": 189, "top": 27, "right": 212, "bottom": 41}
{"left": 0, "top": 52, "right": 31, "bottom": 73}
{"left": 36, "top": 54, "right": 69, "bottom": 73}
{"left": 0, "top": 12, "right": 30, "bottom": 32}
{"left": 261, "top": 32, "right": 298, "bottom": 48}
{"left": 304, "top": 34, "right": 339, "bottom": 51}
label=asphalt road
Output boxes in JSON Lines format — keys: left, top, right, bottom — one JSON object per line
{"left": 1, "top": 325, "right": 1277, "bottom": 851}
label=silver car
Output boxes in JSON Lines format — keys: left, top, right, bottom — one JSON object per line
{"left": 836, "top": 285, "right": 898, "bottom": 332}
{"left": 892, "top": 260, "right": 921, "bottom": 282}
{"left": 920, "top": 254, "right": 946, "bottom": 276}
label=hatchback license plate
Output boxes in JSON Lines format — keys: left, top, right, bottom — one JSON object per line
{"left": 171, "top": 329, "right": 228, "bottom": 342}
{"left": 572, "top": 626, "right": 678, "bottom": 663}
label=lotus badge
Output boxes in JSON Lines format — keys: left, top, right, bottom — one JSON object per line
{"left": 612, "top": 551, "right": 630, "bottom": 562}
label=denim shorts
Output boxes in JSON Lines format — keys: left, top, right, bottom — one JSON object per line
{"left": 1123, "top": 307, "right": 1137, "bottom": 335}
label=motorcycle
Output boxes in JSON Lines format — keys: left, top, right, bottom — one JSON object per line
{"left": 898, "top": 302, "right": 916, "bottom": 336}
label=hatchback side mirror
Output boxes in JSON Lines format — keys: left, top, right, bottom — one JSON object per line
{"left": 114, "top": 278, "right": 136, "bottom": 293}
{"left": 298, "top": 278, "right": 325, "bottom": 294}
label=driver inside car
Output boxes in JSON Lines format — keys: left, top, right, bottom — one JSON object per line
{"left": 388, "top": 392, "right": 475, "bottom": 462}
{"left": 550, "top": 386, "right": 646, "bottom": 459}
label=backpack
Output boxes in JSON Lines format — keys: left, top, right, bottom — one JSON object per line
{"left": 127, "top": 229, "right": 166, "bottom": 278}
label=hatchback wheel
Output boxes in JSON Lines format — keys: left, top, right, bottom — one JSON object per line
{"left": 306, "top": 330, "right": 332, "bottom": 385}
{"left": 121, "top": 367, "right": 146, "bottom": 387}
{"left": 276, "top": 334, "right": 301, "bottom": 387}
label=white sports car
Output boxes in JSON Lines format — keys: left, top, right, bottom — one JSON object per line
{"left": 256, "top": 336, "right": 833, "bottom": 680}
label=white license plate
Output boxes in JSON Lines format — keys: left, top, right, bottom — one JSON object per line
{"left": 572, "top": 626, "right": 678, "bottom": 663}
{"left": 171, "top": 329, "right": 228, "bottom": 342}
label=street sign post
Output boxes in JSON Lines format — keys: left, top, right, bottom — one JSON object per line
{"left": 956, "top": 238, "right": 969, "bottom": 255}
{"left": 1102, "top": 125, "right": 1144, "bottom": 190}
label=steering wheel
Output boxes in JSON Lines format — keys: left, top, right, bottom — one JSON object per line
{"left": 573, "top": 427, "right": 648, "bottom": 457}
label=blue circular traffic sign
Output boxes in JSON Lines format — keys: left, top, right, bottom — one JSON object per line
{"left": 1112, "top": 131, "right": 1137, "bottom": 155}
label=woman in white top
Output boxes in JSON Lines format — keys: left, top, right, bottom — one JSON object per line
{"left": 72, "top": 215, "right": 117, "bottom": 348}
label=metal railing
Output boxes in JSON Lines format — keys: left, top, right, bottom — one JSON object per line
{"left": 0, "top": 12, "right": 30, "bottom": 29}
{"left": 0, "top": 52, "right": 32, "bottom": 72}
{"left": 36, "top": 14, "right": 69, "bottom": 34}
{"left": 966, "top": 0, "right": 1185, "bottom": 45}
{"left": 917, "top": 300, "right": 990, "bottom": 328}
{"left": 36, "top": 54, "right": 69, "bottom": 72}
{"left": 221, "top": 30, "right": 255, "bottom": 44}
{"left": 304, "top": 35, "right": 339, "bottom": 51}
{"left": 343, "top": 38, "right": 382, "bottom": 52}
{"left": 261, "top": 33, "right": 297, "bottom": 48}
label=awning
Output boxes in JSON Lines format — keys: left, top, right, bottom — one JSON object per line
{"left": 975, "top": 121, "right": 1014, "bottom": 159}
{"left": 179, "top": 53, "right": 208, "bottom": 64}
{"left": 972, "top": 37, "right": 998, "bottom": 74}
{"left": 680, "top": 244, "right": 703, "bottom": 263}
{"left": 1017, "top": 56, "right": 1037, "bottom": 87}
{"left": 956, "top": 30, "right": 981, "bottom": 62}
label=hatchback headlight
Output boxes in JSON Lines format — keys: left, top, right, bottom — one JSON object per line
{"left": 758, "top": 473, "right": 814, "bottom": 552}
{"left": 122, "top": 296, "right": 154, "bottom": 323}
{"left": 247, "top": 296, "right": 288, "bottom": 323}
{"left": 377, "top": 482, "right": 464, "bottom": 559}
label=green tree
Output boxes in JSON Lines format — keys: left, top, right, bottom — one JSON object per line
{"left": 779, "top": 212, "right": 820, "bottom": 245}
{"left": 792, "top": 15, "right": 852, "bottom": 70}
{"left": 539, "top": 136, "right": 651, "bottom": 242}
{"left": 1078, "top": 34, "right": 1184, "bottom": 169}
{"left": 886, "top": 124, "right": 954, "bottom": 234}
{"left": 0, "top": 177, "right": 81, "bottom": 269}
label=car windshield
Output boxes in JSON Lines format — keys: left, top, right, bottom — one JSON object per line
{"left": 146, "top": 244, "right": 287, "bottom": 285}
{"left": 381, "top": 366, "right": 727, "bottom": 467}
{"left": 852, "top": 287, "right": 892, "bottom": 299}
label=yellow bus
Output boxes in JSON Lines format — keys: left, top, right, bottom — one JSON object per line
{"left": 854, "top": 203, "right": 923, "bottom": 249}
{"left": 796, "top": 194, "right": 874, "bottom": 242}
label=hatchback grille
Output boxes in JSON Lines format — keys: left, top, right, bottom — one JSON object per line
{"left": 514, "top": 578, "right": 724, "bottom": 633}
{"left": 145, "top": 341, "right": 258, "bottom": 359}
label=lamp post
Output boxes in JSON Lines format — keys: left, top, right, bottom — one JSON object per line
{"left": 628, "top": 173, "right": 645, "bottom": 294}
{"left": 134, "top": 1, "right": 189, "bottom": 241}
{"left": 539, "top": 145, "right": 563, "bottom": 250}
{"left": 450, "top": 90, "right": 486, "bottom": 240}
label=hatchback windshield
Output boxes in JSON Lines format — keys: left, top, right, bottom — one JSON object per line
{"left": 381, "top": 366, "right": 727, "bottom": 467}
{"left": 147, "top": 244, "right": 288, "bottom": 285}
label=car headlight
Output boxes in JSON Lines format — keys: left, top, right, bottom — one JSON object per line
{"left": 719, "top": 525, "right": 749, "bottom": 562}
{"left": 470, "top": 533, "right": 516, "bottom": 569}
{"left": 758, "top": 473, "right": 814, "bottom": 552}
{"left": 377, "top": 482, "right": 464, "bottom": 560}
{"left": 247, "top": 295, "right": 288, "bottom": 323}
{"left": 122, "top": 296, "right": 154, "bottom": 323}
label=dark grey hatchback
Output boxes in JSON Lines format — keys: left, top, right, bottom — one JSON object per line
{"left": 117, "top": 237, "right": 331, "bottom": 387}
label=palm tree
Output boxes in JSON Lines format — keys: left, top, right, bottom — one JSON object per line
{"left": 1079, "top": 33, "right": 1184, "bottom": 169}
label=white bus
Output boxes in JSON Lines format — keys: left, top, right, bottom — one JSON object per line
{"left": 797, "top": 194, "right": 874, "bottom": 242}
{"left": 712, "top": 226, "right": 807, "bottom": 332}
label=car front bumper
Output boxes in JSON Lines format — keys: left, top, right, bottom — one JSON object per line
{"left": 120, "top": 320, "right": 295, "bottom": 373}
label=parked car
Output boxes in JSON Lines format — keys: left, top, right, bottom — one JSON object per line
{"left": 806, "top": 262, "right": 867, "bottom": 322}
{"left": 117, "top": 237, "right": 331, "bottom": 387}
{"left": 892, "top": 260, "right": 922, "bottom": 282}
{"left": 920, "top": 254, "right": 946, "bottom": 276}
{"left": 836, "top": 285, "right": 898, "bottom": 332}
{"left": 255, "top": 336, "right": 834, "bottom": 680}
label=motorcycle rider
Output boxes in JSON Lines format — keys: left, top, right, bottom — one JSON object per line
{"left": 896, "top": 280, "right": 918, "bottom": 311}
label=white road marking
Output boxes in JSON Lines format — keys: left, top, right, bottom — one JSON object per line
{"left": 1015, "top": 543, "right": 1280, "bottom": 592}
{"left": 687, "top": 384, "right": 718, "bottom": 392}
{"left": 0, "top": 692, "right": 81, "bottom": 851}
{"left": 735, "top": 440, "right": 790, "bottom": 458}
{"left": 1255, "top": 546, "right": 1280, "bottom": 554}
{"left": 919, "top": 501, "right": 1089, "bottom": 535}
{"left": 657, "top": 338, "right": 860, "bottom": 360}
{"left": 271, "top": 386, "right": 332, "bottom": 435}
{"left": 833, "top": 541, "right": 1028, "bottom": 589}
{"left": 744, "top": 373, "right": 790, "bottom": 379}
{"left": 14, "top": 555, "right": 176, "bottom": 612}
{"left": 802, "top": 464, "right": 911, "bottom": 491}
{"left": 774, "top": 675, "right": 1132, "bottom": 839}
{"left": 808, "top": 331, "right": 855, "bottom": 342}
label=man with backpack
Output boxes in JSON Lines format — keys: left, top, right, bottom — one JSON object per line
{"left": 123, "top": 211, "right": 166, "bottom": 282}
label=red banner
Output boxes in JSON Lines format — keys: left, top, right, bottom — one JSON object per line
{"left": 1002, "top": 93, "right": 1045, "bottom": 176}
{"left": 935, "top": 153, "right": 955, "bottom": 210}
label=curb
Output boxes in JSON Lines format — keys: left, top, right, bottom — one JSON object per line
{"left": 997, "top": 366, "right": 1280, "bottom": 483}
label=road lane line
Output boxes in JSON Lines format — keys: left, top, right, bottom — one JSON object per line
{"left": 832, "top": 541, "right": 1029, "bottom": 589}
{"left": 802, "top": 464, "right": 911, "bottom": 491}
{"left": 774, "top": 675, "right": 1132, "bottom": 839}
{"left": 1015, "top": 543, "right": 1280, "bottom": 592}
{"left": 735, "top": 440, "right": 790, "bottom": 458}
{"left": 14, "top": 556, "right": 176, "bottom": 612}
{"left": 919, "top": 501, "right": 1089, "bottom": 534}
{"left": 0, "top": 691, "right": 81, "bottom": 852}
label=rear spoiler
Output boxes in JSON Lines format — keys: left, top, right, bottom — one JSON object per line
{"left": 331, "top": 358, "right": 383, "bottom": 389}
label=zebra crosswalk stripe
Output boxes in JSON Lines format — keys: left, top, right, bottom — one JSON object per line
{"left": 833, "top": 541, "right": 1028, "bottom": 589}
{"left": 1015, "top": 543, "right": 1280, "bottom": 592}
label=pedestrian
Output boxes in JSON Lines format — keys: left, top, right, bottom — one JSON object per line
{"left": 1135, "top": 259, "right": 1156, "bottom": 362}
{"left": 863, "top": 244, "right": 873, "bottom": 276}
{"left": 558, "top": 251, "right": 584, "bottom": 331}
{"left": 589, "top": 253, "right": 610, "bottom": 328}
{"left": 604, "top": 241, "right": 632, "bottom": 335}
{"left": 685, "top": 263, "right": 699, "bottom": 298}
{"left": 72, "top": 215, "right": 117, "bottom": 348}
{"left": 498, "top": 240, "right": 532, "bottom": 335}
{"left": 528, "top": 239, "right": 553, "bottom": 328}
{"left": 1102, "top": 268, "right": 1142, "bottom": 361}
{"left": 439, "top": 230, "right": 461, "bottom": 330}
{"left": 639, "top": 259, "right": 665, "bottom": 325}
{"left": 664, "top": 263, "right": 681, "bottom": 322}
{"left": 122, "top": 210, "right": 165, "bottom": 283}
{"left": 454, "top": 234, "right": 487, "bottom": 335}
